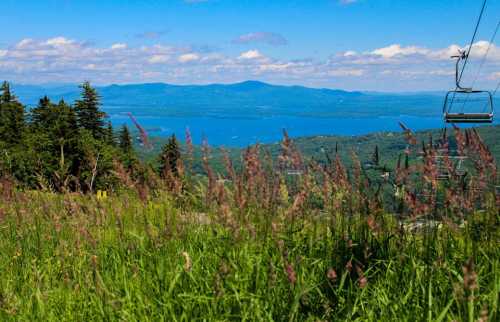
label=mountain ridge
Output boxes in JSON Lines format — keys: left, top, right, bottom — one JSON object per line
{"left": 9, "top": 81, "right": 454, "bottom": 118}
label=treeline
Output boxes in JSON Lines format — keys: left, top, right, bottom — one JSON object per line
{"left": 0, "top": 81, "right": 180, "bottom": 192}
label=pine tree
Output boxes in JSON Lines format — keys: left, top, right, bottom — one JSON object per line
{"left": 0, "top": 81, "right": 25, "bottom": 146}
{"left": 118, "top": 125, "right": 133, "bottom": 155}
{"left": 24, "top": 98, "right": 80, "bottom": 190}
{"left": 372, "top": 145, "right": 380, "bottom": 167}
{"left": 0, "top": 81, "right": 14, "bottom": 103}
{"left": 30, "top": 96, "right": 52, "bottom": 129}
{"left": 118, "top": 125, "right": 136, "bottom": 170}
{"left": 105, "top": 121, "right": 115, "bottom": 146}
{"left": 74, "top": 82, "right": 106, "bottom": 139}
{"left": 158, "top": 134, "right": 181, "bottom": 177}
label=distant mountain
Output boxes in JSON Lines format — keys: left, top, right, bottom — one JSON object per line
{"left": 11, "top": 81, "right": 449, "bottom": 117}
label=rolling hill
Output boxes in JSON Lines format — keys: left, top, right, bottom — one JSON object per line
{"left": 11, "top": 81, "right": 450, "bottom": 118}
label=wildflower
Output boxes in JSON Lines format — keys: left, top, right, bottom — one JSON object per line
{"left": 279, "top": 178, "right": 289, "bottom": 204}
{"left": 463, "top": 259, "right": 478, "bottom": 293}
{"left": 356, "top": 265, "right": 368, "bottom": 288}
{"left": 96, "top": 190, "right": 107, "bottom": 200}
{"left": 182, "top": 252, "right": 192, "bottom": 272}
{"left": 399, "top": 122, "right": 417, "bottom": 145}
{"left": 185, "top": 127, "right": 194, "bottom": 157}
{"left": 285, "top": 262, "right": 296, "bottom": 285}
{"left": 478, "top": 306, "right": 489, "bottom": 322}
{"left": 90, "top": 255, "right": 98, "bottom": 269}
{"left": 326, "top": 268, "right": 337, "bottom": 281}
{"left": 345, "top": 260, "right": 353, "bottom": 273}
{"left": 358, "top": 276, "right": 368, "bottom": 289}
{"left": 367, "top": 215, "right": 377, "bottom": 232}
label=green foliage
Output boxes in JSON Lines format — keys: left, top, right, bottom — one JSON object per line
{"left": 158, "top": 134, "right": 181, "bottom": 177}
{"left": 0, "top": 81, "right": 129, "bottom": 192}
{"left": 104, "top": 121, "right": 115, "bottom": 147}
{"left": 118, "top": 125, "right": 137, "bottom": 170}
{"left": 74, "top": 81, "right": 106, "bottom": 140}
{"left": 0, "top": 82, "right": 25, "bottom": 147}
{"left": 118, "top": 125, "right": 133, "bottom": 155}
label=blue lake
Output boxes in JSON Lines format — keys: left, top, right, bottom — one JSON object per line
{"left": 108, "top": 112, "right": 498, "bottom": 147}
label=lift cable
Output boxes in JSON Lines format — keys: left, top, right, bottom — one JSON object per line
{"left": 492, "top": 81, "right": 500, "bottom": 98}
{"left": 470, "top": 20, "right": 499, "bottom": 89}
{"left": 456, "top": 0, "right": 488, "bottom": 86}
{"left": 463, "top": 19, "right": 500, "bottom": 113}
{"left": 448, "top": 0, "right": 488, "bottom": 112}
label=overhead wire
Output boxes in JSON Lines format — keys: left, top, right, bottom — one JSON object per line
{"left": 457, "top": 0, "right": 488, "bottom": 86}
{"left": 464, "top": 19, "right": 499, "bottom": 113}
{"left": 448, "top": 0, "right": 488, "bottom": 114}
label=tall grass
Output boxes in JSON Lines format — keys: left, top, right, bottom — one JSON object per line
{"left": 0, "top": 127, "right": 498, "bottom": 321}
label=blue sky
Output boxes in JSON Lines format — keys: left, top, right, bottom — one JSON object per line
{"left": 0, "top": 0, "right": 498, "bottom": 91}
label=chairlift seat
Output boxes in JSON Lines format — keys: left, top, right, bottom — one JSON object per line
{"left": 444, "top": 113, "right": 493, "bottom": 123}
{"left": 443, "top": 90, "right": 494, "bottom": 124}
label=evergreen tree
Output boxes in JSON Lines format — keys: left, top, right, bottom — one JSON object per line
{"left": 74, "top": 82, "right": 106, "bottom": 139}
{"left": 0, "top": 81, "right": 25, "bottom": 146}
{"left": 372, "top": 145, "right": 380, "bottom": 167}
{"left": 104, "top": 121, "right": 115, "bottom": 146}
{"left": 30, "top": 96, "right": 52, "bottom": 129}
{"left": 0, "top": 81, "right": 14, "bottom": 103}
{"left": 118, "top": 125, "right": 137, "bottom": 170}
{"left": 118, "top": 125, "right": 132, "bottom": 154}
{"left": 158, "top": 134, "right": 181, "bottom": 177}
{"left": 25, "top": 98, "right": 80, "bottom": 190}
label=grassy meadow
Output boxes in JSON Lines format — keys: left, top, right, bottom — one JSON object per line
{"left": 0, "top": 127, "right": 499, "bottom": 321}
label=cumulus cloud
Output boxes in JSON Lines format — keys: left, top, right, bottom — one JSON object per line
{"left": 371, "top": 44, "right": 430, "bottom": 58}
{"left": 232, "top": 32, "right": 288, "bottom": 46}
{"left": 178, "top": 53, "right": 200, "bottom": 63}
{"left": 148, "top": 55, "right": 170, "bottom": 64}
{"left": 0, "top": 36, "right": 498, "bottom": 91}
{"left": 111, "top": 43, "right": 127, "bottom": 50}
{"left": 238, "top": 50, "right": 264, "bottom": 60}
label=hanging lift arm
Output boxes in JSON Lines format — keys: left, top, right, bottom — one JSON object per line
{"left": 451, "top": 50, "right": 472, "bottom": 92}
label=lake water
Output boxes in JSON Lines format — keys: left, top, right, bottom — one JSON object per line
{"left": 108, "top": 113, "right": 498, "bottom": 147}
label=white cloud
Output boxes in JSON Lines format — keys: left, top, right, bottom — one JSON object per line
{"left": 178, "top": 53, "right": 200, "bottom": 63}
{"left": 148, "top": 55, "right": 170, "bottom": 64}
{"left": 15, "top": 39, "right": 35, "bottom": 49}
{"left": 259, "top": 62, "right": 293, "bottom": 72}
{"left": 0, "top": 36, "right": 498, "bottom": 91}
{"left": 238, "top": 50, "right": 264, "bottom": 60}
{"left": 371, "top": 44, "right": 430, "bottom": 58}
{"left": 328, "top": 68, "right": 364, "bottom": 76}
{"left": 343, "top": 50, "right": 358, "bottom": 57}
{"left": 111, "top": 43, "right": 127, "bottom": 50}
{"left": 45, "top": 37, "right": 74, "bottom": 47}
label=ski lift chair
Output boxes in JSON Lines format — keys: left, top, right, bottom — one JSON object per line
{"left": 443, "top": 51, "right": 494, "bottom": 124}
{"left": 443, "top": 90, "right": 493, "bottom": 123}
